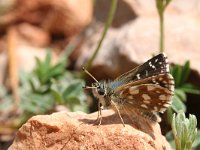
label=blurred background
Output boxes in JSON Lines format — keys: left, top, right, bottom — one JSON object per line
{"left": 0, "top": 0, "right": 200, "bottom": 149}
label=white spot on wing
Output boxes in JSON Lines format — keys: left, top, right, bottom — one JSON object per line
{"left": 144, "top": 100, "right": 150, "bottom": 104}
{"left": 154, "top": 106, "right": 158, "bottom": 111}
{"left": 136, "top": 74, "right": 140, "bottom": 79}
{"left": 141, "top": 104, "right": 148, "bottom": 109}
{"left": 152, "top": 78, "right": 156, "bottom": 83}
{"left": 166, "top": 64, "right": 169, "bottom": 72}
{"left": 142, "top": 94, "right": 151, "bottom": 100}
{"left": 163, "top": 81, "right": 167, "bottom": 84}
{"left": 159, "top": 95, "right": 166, "bottom": 101}
{"left": 129, "top": 88, "right": 139, "bottom": 95}
{"left": 147, "top": 85, "right": 155, "bottom": 91}
{"left": 170, "top": 86, "right": 174, "bottom": 92}
{"left": 160, "top": 108, "right": 166, "bottom": 113}
{"left": 128, "top": 101, "right": 134, "bottom": 104}
{"left": 165, "top": 58, "right": 169, "bottom": 63}
{"left": 145, "top": 70, "right": 148, "bottom": 76}
{"left": 163, "top": 104, "right": 170, "bottom": 107}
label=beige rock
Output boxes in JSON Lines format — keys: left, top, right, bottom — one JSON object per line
{"left": 0, "top": 0, "right": 93, "bottom": 48}
{"left": 17, "top": 23, "right": 50, "bottom": 47}
{"left": 0, "top": 0, "right": 94, "bottom": 82}
{"left": 76, "top": 3, "right": 200, "bottom": 79}
{"left": 124, "top": 0, "right": 200, "bottom": 16}
{"left": 94, "top": 0, "right": 136, "bottom": 28}
{"left": 9, "top": 110, "right": 171, "bottom": 150}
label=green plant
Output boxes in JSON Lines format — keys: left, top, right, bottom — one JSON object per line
{"left": 0, "top": 50, "right": 88, "bottom": 127}
{"left": 166, "top": 61, "right": 200, "bottom": 122}
{"left": 166, "top": 112, "right": 198, "bottom": 150}
{"left": 51, "top": 73, "right": 87, "bottom": 112}
{"left": 155, "top": 0, "right": 173, "bottom": 52}
{"left": 29, "top": 50, "right": 66, "bottom": 94}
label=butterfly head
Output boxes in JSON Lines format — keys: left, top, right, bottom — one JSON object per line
{"left": 92, "top": 81, "right": 108, "bottom": 97}
{"left": 82, "top": 67, "right": 107, "bottom": 97}
{"left": 82, "top": 68, "right": 110, "bottom": 107}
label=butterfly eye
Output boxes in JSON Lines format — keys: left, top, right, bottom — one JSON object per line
{"left": 97, "top": 89, "right": 105, "bottom": 96}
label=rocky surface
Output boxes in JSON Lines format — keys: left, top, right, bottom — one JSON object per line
{"left": 0, "top": 0, "right": 93, "bottom": 83}
{"left": 75, "top": 0, "right": 200, "bottom": 80}
{"left": 9, "top": 110, "right": 171, "bottom": 150}
{"left": 0, "top": 0, "right": 93, "bottom": 39}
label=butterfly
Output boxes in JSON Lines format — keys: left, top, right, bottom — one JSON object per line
{"left": 83, "top": 53, "right": 174, "bottom": 127}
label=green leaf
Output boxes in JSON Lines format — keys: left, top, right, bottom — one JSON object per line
{"left": 35, "top": 57, "right": 42, "bottom": 69}
{"left": 67, "top": 97, "right": 80, "bottom": 105}
{"left": 49, "top": 74, "right": 86, "bottom": 110}
{"left": 63, "top": 80, "right": 83, "bottom": 100}
{"left": 172, "top": 112, "right": 197, "bottom": 150}
{"left": 51, "top": 89, "right": 63, "bottom": 104}
{"left": 192, "top": 130, "right": 200, "bottom": 149}
{"left": 65, "top": 97, "right": 81, "bottom": 111}
{"left": 44, "top": 50, "right": 52, "bottom": 69}
{"left": 166, "top": 107, "right": 173, "bottom": 125}
{"left": 171, "top": 95, "right": 186, "bottom": 112}
{"left": 180, "top": 61, "right": 190, "bottom": 85}
{"left": 33, "top": 51, "right": 53, "bottom": 85}
{"left": 172, "top": 65, "right": 182, "bottom": 87}
{"left": 31, "top": 50, "right": 68, "bottom": 93}
{"left": 19, "top": 93, "right": 54, "bottom": 115}
{"left": 174, "top": 89, "right": 187, "bottom": 102}
{"left": 20, "top": 102, "right": 38, "bottom": 114}
{"left": 29, "top": 79, "right": 36, "bottom": 92}
{"left": 180, "top": 84, "right": 200, "bottom": 95}
{"left": 47, "top": 63, "right": 65, "bottom": 79}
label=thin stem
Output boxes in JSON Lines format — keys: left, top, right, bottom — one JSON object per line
{"left": 159, "top": 13, "right": 164, "bottom": 52}
{"left": 156, "top": 0, "right": 173, "bottom": 53}
{"left": 81, "top": 0, "right": 118, "bottom": 78}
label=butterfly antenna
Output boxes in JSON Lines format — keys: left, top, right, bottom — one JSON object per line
{"left": 82, "top": 67, "right": 99, "bottom": 83}
{"left": 82, "top": 86, "right": 97, "bottom": 89}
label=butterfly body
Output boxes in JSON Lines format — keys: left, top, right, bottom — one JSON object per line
{"left": 84, "top": 53, "right": 174, "bottom": 125}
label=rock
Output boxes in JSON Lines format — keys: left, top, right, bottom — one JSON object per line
{"left": 17, "top": 23, "right": 50, "bottom": 47}
{"left": 75, "top": 1, "right": 200, "bottom": 79}
{"left": 0, "top": 0, "right": 93, "bottom": 49}
{"left": 127, "top": 0, "right": 200, "bottom": 16}
{"left": 0, "top": 0, "right": 94, "bottom": 84}
{"left": 9, "top": 110, "right": 171, "bottom": 150}
{"left": 94, "top": 0, "right": 137, "bottom": 28}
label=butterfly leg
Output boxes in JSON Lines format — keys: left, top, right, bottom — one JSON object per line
{"left": 111, "top": 101, "right": 125, "bottom": 127}
{"left": 98, "top": 105, "right": 103, "bottom": 125}
{"left": 93, "top": 102, "right": 103, "bottom": 125}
